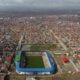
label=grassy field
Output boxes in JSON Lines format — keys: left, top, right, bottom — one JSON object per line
{"left": 25, "top": 56, "right": 44, "bottom": 68}
{"left": 30, "top": 44, "right": 57, "bottom": 51}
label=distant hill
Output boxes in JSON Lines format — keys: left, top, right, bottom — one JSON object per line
{"left": 0, "top": 9, "right": 80, "bottom": 17}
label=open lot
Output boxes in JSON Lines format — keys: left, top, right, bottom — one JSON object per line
{"left": 53, "top": 54, "right": 76, "bottom": 73}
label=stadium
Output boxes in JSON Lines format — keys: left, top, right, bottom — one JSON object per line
{"left": 15, "top": 51, "right": 57, "bottom": 75}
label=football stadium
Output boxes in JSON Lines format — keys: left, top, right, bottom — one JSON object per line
{"left": 15, "top": 51, "right": 57, "bottom": 75}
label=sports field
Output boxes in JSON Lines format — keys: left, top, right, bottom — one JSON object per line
{"left": 25, "top": 56, "right": 44, "bottom": 68}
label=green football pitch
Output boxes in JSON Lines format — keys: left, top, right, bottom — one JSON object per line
{"left": 25, "top": 56, "right": 44, "bottom": 68}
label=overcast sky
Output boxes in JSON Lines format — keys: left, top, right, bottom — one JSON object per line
{"left": 0, "top": 0, "right": 80, "bottom": 10}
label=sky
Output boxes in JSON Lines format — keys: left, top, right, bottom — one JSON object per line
{"left": 0, "top": 0, "right": 80, "bottom": 10}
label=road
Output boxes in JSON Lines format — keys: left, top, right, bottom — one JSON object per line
{"left": 49, "top": 29, "right": 79, "bottom": 72}
{"left": 49, "top": 30, "right": 68, "bottom": 51}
